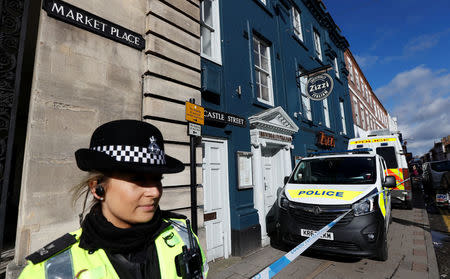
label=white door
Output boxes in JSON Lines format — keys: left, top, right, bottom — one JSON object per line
{"left": 262, "top": 147, "right": 284, "bottom": 217}
{"left": 202, "top": 139, "right": 230, "bottom": 261}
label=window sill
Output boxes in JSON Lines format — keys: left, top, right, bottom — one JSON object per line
{"left": 301, "top": 119, "right": 316, "bottom": 126}
{"left": 201, "top": 54, "right": 223, "bottom": 67}
{"left": 252, "top": 0, "right": 274, "bottom": 17}
{"left": 253, "top": 98, "right": 274, "bottom": 109}
{"left": 334, "top": 76, "right": 343, "bottom": 85}
{"left": 324, "top": 128, "right": 335, "bottom": 134}
{"left": 292, "top": 34, "right": 308, "bottom": 51}
{"left": 314, "top": 56, "right": 324, "bottom": 66}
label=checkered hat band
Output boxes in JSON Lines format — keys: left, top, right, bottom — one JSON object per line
{"left": 91, "top": 145, "right": 166, "bottom": 165}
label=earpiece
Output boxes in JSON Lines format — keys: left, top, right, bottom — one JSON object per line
{"left": 95, "top": 185, "right": 105, "bottom": 197}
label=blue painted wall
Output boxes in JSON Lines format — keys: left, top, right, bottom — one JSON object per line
{"left": 201, "top": 0, "right": 354, "bottom": 234}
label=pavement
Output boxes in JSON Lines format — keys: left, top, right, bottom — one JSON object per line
{"left": 207, "top": 205, "right": 439, "bottom": 279}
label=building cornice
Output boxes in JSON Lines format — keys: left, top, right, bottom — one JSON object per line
{"left": 302, "top": 0, "right": 349, "bottom": 50}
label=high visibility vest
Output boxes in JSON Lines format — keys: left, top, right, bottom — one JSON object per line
{"left": 18, "top": 218, "right": 208, "bottom": 279}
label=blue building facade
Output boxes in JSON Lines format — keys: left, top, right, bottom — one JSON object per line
{"left": 200, "top": 0, "right": 353, "bottom": 260}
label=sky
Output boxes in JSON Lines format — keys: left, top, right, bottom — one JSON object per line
{"left": 324, "top": 0, "right": 450, "bottom": 157}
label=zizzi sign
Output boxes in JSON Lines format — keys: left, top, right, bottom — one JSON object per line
{"left": 306, "top": 73, "right": 334, "bottom": 101}
{"left": 43, "top": 0, "right": 145, "bottom": 50}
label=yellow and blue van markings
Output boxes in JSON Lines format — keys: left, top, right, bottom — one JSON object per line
{"left": 287, "top": 189, "right": 363, "bottom": 201}
{"left": 378, "top": 191, "right": 386, "bottom": 217}
{"left": 349, "top": 138, "right": 396, "bottom": 144}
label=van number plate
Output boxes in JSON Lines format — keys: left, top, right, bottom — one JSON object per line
{"left": 300, "top": 229, "right": 334, "bottom": 240}
{"left": 436, "top": 194, "right": 449, "bottom": 203}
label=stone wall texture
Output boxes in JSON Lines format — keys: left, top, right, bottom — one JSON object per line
{"left": 14, "top": 0, "right": 146, "bottom": 265}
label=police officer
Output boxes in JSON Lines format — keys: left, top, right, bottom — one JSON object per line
{"left": 19, "top": 120, "right": 208, "bottom": 279}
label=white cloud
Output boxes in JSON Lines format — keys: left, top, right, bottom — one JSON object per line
{"left": 404, "top": 28, "right": 450, "bottom": 54}
{"left": 354, "top": 54, "right": 379, "bottom": 70}
{"left": 374, "top": 65, "right": 450, "bottom": 156}
{"left": 381, "top": 28, "right": 450, "bottom": 63}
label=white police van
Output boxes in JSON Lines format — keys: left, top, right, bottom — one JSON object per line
{"left": 272, "top": 150, "right": 397, "bottom": 261}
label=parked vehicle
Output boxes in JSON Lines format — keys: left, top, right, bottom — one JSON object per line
{"left": 348, "top": 133, "right": 412, "bottom": 209}
{"left": 422, "top": 161, "right": 450, "bottom": 206}
{"left": 271, "top": 150, "right": 396, "bottom": 261}
{"left": 422, "top": 160, "right": 450, "bottom": 189}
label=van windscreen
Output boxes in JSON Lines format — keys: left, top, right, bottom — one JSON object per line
{"left": 430, "top": 161, "right": 450, "bottom": 172}
{"left": 376, "top": 147, "right": 398, "bottom": 168}
{"left": 290, "top": 157, "right": 376, "bottom": 184}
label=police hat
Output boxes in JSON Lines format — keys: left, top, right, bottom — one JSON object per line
{"left": 75, "top": 120, "right": 184, "bottom": 174}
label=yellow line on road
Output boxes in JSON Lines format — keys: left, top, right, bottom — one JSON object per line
{"left": 438, "top": 208, "right": 450, "bottom": 232}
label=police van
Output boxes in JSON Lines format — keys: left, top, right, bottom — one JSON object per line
{"left": 348, "top": 132, "right": 412, "bottom": 209}
{"left": 272, "top": 150, "right": 396, "bottom": 261}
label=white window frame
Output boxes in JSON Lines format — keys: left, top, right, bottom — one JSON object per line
{"left": 334, "top": 57, "right": 340, "bottom": 78}
{"left": 360, "top": 106, "right": 366, "bottom": 129}
{"left": 355, "top": 72, "right": 360, "bottom": 90}
{"left": 253, "top": 36, "right": 274, "bottom": 106}
{"left": 347, "top": 58, "right": 354, "bottom": 82}
{"left": 200, "top": 0, "right": 222, "bottom": 65}
{"left": 313, "top": 30, "right": 322, "bottom": 61}
{"left": 365, "top": 110, "right": 369, "bottom": 131}
{"left": 323, "top": 98, "right": 330, "bottom": 128}
{"left": 340, "top": 100, "right": 347, "bottom": 135}
{"left": 363, "top": 82, "right": 367, "bottom": 98}
{"left": 292, "top": 7, "right": 303, "bottom": 42}
{"left": 299, "top": 70, "right": 312, "bottom": 121}
{"left": 353, "top": 98, "right": 360, "bottom": 126}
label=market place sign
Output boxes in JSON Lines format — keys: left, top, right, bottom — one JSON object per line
{"left": 306, "top": 73, "right": 334, "bottom": 101}
{"left": 43, "top": 0, "right": 145, "bottom": 50}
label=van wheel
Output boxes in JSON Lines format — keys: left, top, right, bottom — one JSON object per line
{"left": 375, "top": 229, "right": 388, "bottom": 261}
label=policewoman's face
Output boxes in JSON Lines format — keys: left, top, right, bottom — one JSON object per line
{"left": 101, "top": 172, "right": 163, "bottom": 228}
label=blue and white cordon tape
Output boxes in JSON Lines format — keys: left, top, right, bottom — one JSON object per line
{"left": 250, "top": 183, "right": 406, "bottom": 279}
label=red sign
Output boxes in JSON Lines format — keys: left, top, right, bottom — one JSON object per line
{"left": 316, "top": 132, "right": 335, "bottom": 148}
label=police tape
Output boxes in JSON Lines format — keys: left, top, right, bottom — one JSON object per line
{"left": 396, "top": 178, "right": 410, "bottom": 186}
{"left": 251, "top": 189, "right": 389, "bottom": 279}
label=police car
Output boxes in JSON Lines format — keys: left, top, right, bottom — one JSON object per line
{"left": 271, "top": 150, "right": 396, "bottom": 261}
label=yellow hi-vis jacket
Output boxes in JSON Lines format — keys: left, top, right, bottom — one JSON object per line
{"left": 19, "top": 218, "right": 208, "bottom": 279}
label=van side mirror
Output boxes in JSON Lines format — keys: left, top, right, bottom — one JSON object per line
{"left": 383, "top": 176, "right": 396, "bottom": 188}
{"left": 284, "top": 176, "right": 290, "bottom": 185}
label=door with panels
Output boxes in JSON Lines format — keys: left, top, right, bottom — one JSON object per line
{"left": 202, "top": 138, "right": 231, "bottom": 261}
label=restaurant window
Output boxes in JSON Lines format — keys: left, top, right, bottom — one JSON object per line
{"left": 292, "top": 7, "right": 303, "bottom": 42}
{"left": 313, "top": 30, "right": 322, "bottom": 61}
{"left": 299, "top": 70, "right": 312, "bottom": 120}
{"left": 253, "top": 35, "right": 273, "bottom": 105}
{"left": 200, "top": 0, "right": 222, "bottom": 64}
{"left": 334, "top": 57, "right": 340, "bottom": 78}
{"left": 340, "top": 100, "right": 347, "bottom": 134}
{"left": 323, "top": 98, "right": 330, "bottom": 128}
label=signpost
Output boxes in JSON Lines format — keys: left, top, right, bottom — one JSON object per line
{"left": 185, "top": 100, "right": 204, "bottom": 234}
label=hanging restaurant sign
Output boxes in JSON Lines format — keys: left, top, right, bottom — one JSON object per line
{"left": 204, "top": 108, "right": 246, "bottom": 128}
{"left": 43, "top": 0, "right": 145, "bottom": 50}
{"left": 306, "top": 73, "right": 334, "bottom": 101}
